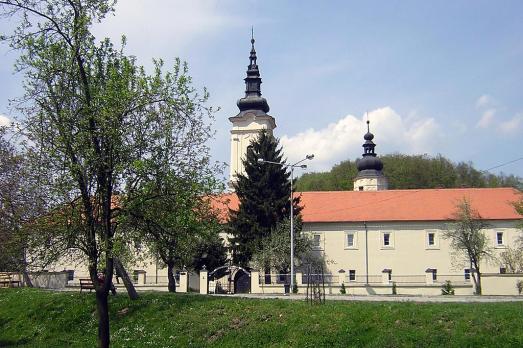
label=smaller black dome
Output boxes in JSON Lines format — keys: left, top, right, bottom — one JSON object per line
{"left": 356, "top": 156, "right": 383, "bottom": 172}
{"left": 356, "top": 119, "right": 383, "bottom": 173}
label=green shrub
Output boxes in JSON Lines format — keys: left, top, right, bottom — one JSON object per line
{"left": 340, "top": 283, "right": 346, "bottom": 294}
{"left": 441, "top": 280, "right": 455, "bottom": 295}
{"left": 292, "top": 283, "right": 298, "bottom": 294}
{"left": 516, "top": 280, "right": 523, "bottom": 295}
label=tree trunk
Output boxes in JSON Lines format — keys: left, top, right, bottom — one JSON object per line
{"left": 114, "top": 257, "right": 138, "bottom": 300}
{"left": 96, "top": 289, "right": 110, "bottom": 348}
{"left": 476, "top": 271, "right": 482, "bottom": 295}
{"left": 167, "top": 262, "right": 177, "bottom": 293}
{"left": 22, "top": 249, "right": 33, "bottom": 287}
{"left": 22, "top": 271, "right": 33, "bottom": 288}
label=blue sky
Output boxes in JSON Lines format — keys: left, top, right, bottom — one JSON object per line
{"left": 1, "top": 1, "right": 522, "bottom": 178}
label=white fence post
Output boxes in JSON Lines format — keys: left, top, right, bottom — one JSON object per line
{"left": 296, "top": 272, "right": 303, "bottom": 287}
{"left": 338, "top": 270, "right": 346, "bottom": 286}
{"left": 250, "top": 271, "right": 261, "bottom": 294}
{"left": 136, "top": 270, "right": 146, "bottom": 285}
{"left": 179, "top": 271, "right": 188, "bottom": 293}
{"left": 382, "top": 269, "right": 391, "bottom": 285}
{"left": 199, "top": 268, "right": 208, "bottom": 294}
{"left": 425, "top": 268, "right": 434, "bottom": 285}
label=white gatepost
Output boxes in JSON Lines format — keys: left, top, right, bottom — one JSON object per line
{"left": 250, "top": 271, "right": 261, "bottom": 294}
{"left": 425, "top": 268, "right": 434, "bottom": 285}
{"left": 296, "top": 272, "right": 303, "bottom": 287}
{"left": 179, "top": 271, "right": 188, "bottom": 293}
{"left": 136, "top": 270, "right": 146, "bottom": 285}
{"left": 199, "top": 268, "right": 208, "bottom": 295}
{"left": 338, "top": 270, "right": 346, "bottom": 286}
{"left": 382, "top": 269, "right": 391, "bottom": 285}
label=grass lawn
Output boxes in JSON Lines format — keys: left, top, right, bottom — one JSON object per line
{"left": 1, "top": 288, "right": 523, "bottom": 347}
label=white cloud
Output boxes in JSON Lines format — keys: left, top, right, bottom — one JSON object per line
{"left": 280, "top": 107, "right": 443, "bottom": 172}
{"left": 498, "top": 113, "right": 523, "bottom": 134}
{"left": 0, "top": 114, "right": 10, "bottom": 126}
{"left": 476, "top": 109, "right": 496, "bottom": 128}
{"left": 476, "top": 94, "right": 494, "bottom": 109}
{"left": 93, "top": 1, "right": 243, "bottom": 56}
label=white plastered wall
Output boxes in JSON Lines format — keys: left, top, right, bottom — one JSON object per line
{"left": 302, "top": 220, "right": 521, "bottom": 281}
{"left": 229, "top": 113, "right": 275, "bottom": 183}
{"left": 353, "top": 176, "right": 388, "bottom": 191}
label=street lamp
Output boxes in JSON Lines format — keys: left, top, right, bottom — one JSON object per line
{"left": 258, "top": 154, "right": 314, "bottom": 293}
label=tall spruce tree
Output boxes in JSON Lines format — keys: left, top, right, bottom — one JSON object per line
{"left": 229, "top": 131, "right": 301, "bottom": 267}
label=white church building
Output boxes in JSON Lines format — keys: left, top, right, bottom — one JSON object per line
{"left": 217, "top": 36, "right": 523, "bottom": 296}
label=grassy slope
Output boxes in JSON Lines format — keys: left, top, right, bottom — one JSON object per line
{"left": 1, "top": 288, "right": 523, "bottom": 347}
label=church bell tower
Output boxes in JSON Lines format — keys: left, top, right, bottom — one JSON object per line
{"left": 229, "top": 34, "right": 276, "bottom": 183}
{"left": 353, "top": 120, "right": 388, "bottom": 191}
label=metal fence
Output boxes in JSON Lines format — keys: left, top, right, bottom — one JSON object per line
{"left": 259, "top": 274, "right": 291, "bottom": 285}
{"left": 302, "top": 274, "right": 339, "bottom": 284}
{"left": 255, "top": 273, "right": 471, "bottom": 286}
{"left": 435, "top": 274, "right": 470, "bottom": 285}
{"left": 391, "top": 275, "right": 426, "bottom": 284}
{"left": 344, "top": 275, "right": 382, "bottom": 284}
{"left": 143, "top": 275, "right": 179, "bottom": 285}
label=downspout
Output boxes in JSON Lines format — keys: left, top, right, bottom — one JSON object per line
{"left": 364, "top": 221, "right": 369, "bottom": 285}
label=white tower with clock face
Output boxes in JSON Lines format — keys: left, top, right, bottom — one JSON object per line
{"left": 229, "top": 36, "right": 276, "bottom": 183}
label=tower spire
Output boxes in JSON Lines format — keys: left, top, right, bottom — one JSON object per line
{"left": 236, "top": 30, "right": 270, "bottom": 114}
{"left": 363, "top": 119, "right": 376, "bottom": 156}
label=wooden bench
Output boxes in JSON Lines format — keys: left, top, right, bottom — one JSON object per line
{"left": 79, "top": 278, "right": 95, "bottom": 292}
{"left": 0, "top": 273, "right": 21, "bottom": 288}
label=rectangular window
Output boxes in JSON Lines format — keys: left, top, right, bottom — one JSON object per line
{"left": 381, "top": 232, "right": 394, "bottom": 248}
{"left": 428, "top": 233, "right": 435, "bottom": 246}
{"left": 345, "top": 232, "right": 358, "bottom": 249}
{"left": 432, "top": 269, "right": 437, "bottom": 281}
{"left": 65, "top": 270, "right": 74, "bottom": 281}
{"left": 388, "top": 271, "right": 392, "bottom": 281}
{"left": 383, "top": 233, "right": 390, "bottom": 246}
{"left": 500, "top": 267, "right": 507, "bottom": 274}
{"left": 426, "top": 230, "right": 439, "bottom": 249}
{"left": 132, "top": 271, "right": 139, "bottom": 283}
{"left": 464, "top": 269, "right": 471, "bottom": 280}
{"left": 347, "top": 234, "right": 354, "bottom": 247}
{"left": 497, "top": 232, "right": 504, "bottom": 246}
{"left": 349, "top": 270, "right": 356, "bottom": 281}
{"left": 312, "top": 234, "right": 321, "bottom": 248}
{"left": 264, "top": 268, "right": 271, "bottom": 285}
{"left": 278, "top": 271, "right": 289, "bottom": 283}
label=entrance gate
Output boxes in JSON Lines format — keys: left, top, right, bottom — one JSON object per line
{"left": 208, "top": 265, "right": 251, "bottom": 294}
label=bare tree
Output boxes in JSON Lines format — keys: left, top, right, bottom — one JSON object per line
{"left": 444, "top": 198, "right": 492, "bottom": 295}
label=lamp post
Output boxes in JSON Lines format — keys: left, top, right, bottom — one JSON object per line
{"left": 258, "top": 154, "right": 314, "bottom": 293}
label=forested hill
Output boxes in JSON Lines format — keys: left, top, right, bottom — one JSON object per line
{"left": 296, "top": 154, "right": 522, "bottom": 192}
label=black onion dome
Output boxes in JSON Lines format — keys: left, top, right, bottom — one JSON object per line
{"left": 356, "top": 120, "right": 384, "bottom": 172}
{"left": 237, "top": 96, "right": 270, "bottom": 113}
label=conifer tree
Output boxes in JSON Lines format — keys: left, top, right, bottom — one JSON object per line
{"left": 229, "top": 131, "right": 301, "bottom": 267}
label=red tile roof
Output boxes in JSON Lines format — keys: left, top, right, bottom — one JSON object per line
{"left": 211, "top": 188, "right": 522, "bottom": 223}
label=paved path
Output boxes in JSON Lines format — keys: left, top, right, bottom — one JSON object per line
{"left": 214, "top": 293, "right": 523, "bottom": 303}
